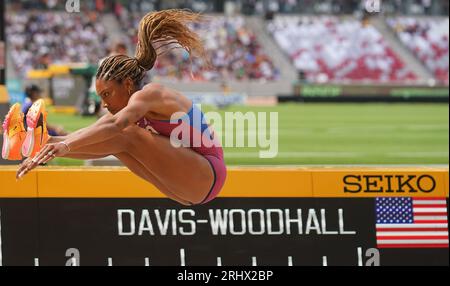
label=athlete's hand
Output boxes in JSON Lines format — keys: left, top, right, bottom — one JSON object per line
{"left": 16, "top": 157, "right": 33, "bottom": 180}
{"left": 16, "top": 142, "right": 70, "bottom": 179}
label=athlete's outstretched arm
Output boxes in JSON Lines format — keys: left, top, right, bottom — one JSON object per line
{"left": 47, "top": 126, "right": 90, "bottom": 143}
{"left": 47, "top": 111, "right": 124, "bottom": 144}
{"left": 16, "top": 85, "right": 162, "bottom": 179}
{"left": 63, "top": 93, "right": 150, "bottom": 149}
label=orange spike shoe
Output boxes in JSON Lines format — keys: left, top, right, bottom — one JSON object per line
{"left": 22, "top": 99, "right": 49, "bottom": 158}
{"left": 2, "top": 103, "right": 27, "bottom": 161}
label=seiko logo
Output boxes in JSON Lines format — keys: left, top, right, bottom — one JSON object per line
{"left": 343, "top": 174, "right": 436, "bottom": 193}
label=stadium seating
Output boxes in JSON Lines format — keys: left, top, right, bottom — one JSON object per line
{"left": 267, "top": 16, "right": 418, "bottom": 83}
{"left": 118, "top": 12, "right": 280, "bottom": 82}
{"left": 6, "top": 11, "right": 109, "bottom": 77}
{"left": 387, "top": 17, "right": 449, "bottom": 85}
{"left": 5, "top": 8, "right": 448, "bottom": 85}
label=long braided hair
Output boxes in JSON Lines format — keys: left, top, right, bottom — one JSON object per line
{"left": 96, "top": 9, "right": 206, "bottom": 87}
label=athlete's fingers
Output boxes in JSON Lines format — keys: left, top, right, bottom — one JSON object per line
{"left": 34, "top": 145, "right": 52, "bottom": 165}
{"left": 38, "top": 149, "right": 55, "bottom": 165}
{"left": 17, "top": 163, "right": 33, "bottom": 179}
{"left": 20, "top": 157, "right": 32, "bottom": 168}
{"left": 41, "top": 154, "right": 56, "bottom": 165}
{"left": 17, "top": 161, "right": 28, "bottom": 174}
{"left": 16, "top": 165, "right": 27, "bottom": 179}
{"left": 35, "top": 144, "right": 56, "bottom": 165}
{"left": 16, "top": 157, "right": 35, "bottom": 179}
{"left": 19, "top": 151, "right": 48, "bottom": 179}
{"left": 40, "top": 149, "right": 56, "bottom": 164}
{"left": 28, "top": 156, "right": 40, "bottom": 170}
{"left": 17, "top": 144, "right": 58, "bottom": 179}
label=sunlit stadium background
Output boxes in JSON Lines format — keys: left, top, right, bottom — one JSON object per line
{"left": 0, "top": 0, "right": 448, "bottom": 166}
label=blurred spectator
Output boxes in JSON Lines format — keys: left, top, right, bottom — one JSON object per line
{"left": 388, "top": 17, "right": 449, "bottom": 85}
{"left": 6, "top": 11, "right": 110, "bottom": 77}
{"left": 108, "top": 41, "right": 128, "bottom": 56}
{"left": 422, "top": 0, "right": 432, "bottom": 15}
{"left": 268, "top": 15, "right": 417, "bottom": 83}
{"left": 35, "top": 52, "right": 51, "bottom": 70}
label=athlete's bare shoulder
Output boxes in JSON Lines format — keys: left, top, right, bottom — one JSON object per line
{"left": 137, "top": 83, "right": 190, "bottom": 117}
{"left": 142, "top": 82, "right": 164, "bottom": 92}
{"left": 141, "top": 82, "right": 187, "bottom": 105}
{"left": 138, "top": 83, "right": 165, "bottom": 101}
{"left": 127, "top": 83, "right": 167, "bottom": 113}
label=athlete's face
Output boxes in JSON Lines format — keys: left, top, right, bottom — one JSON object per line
{"left": 96, "top": 78, "right": 134, "bottom": 115}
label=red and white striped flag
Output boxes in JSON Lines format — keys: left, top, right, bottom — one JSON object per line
{"left": 375, "top": 197, "right": 449, "bottom": 248}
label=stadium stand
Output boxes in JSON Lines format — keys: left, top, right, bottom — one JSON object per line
{"left": 387, "top": 17, "right": 449, "bottom": 85}
{"left": 4, "top": 2, "right": 449, "bottom": 86}
{"left": 267, "top": 16, "right": 418, "bottom": 83}
{"left": 118, "top": 11, "right": 280, "bottom": 82}
{"left": 6, "top": 11, "right": 109, "bottom": 77}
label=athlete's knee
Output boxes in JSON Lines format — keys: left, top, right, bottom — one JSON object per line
{"left": 168, "top": 185, "right": 206, "bottom": 206}
{"left": 177, "top": 200, "right": 196, "bottom": 207}
{"left": 183, "top": 192, "right": 207, "bottom": 206}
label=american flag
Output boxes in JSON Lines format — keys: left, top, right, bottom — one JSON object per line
{"left": 375, "top": 197, "right": 449, "bottom": 248}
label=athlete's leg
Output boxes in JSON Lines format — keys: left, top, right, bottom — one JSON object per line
{"left": 123, "top": 127, "right": 215, "bottom": 204}
{"left": 115, "top": 153, "right": 192, "bottom": 205}
{"left": 51, "top": 125, "right": 214, "bottom": 204}
{"left": 51, "top": 149, "right": 191, "bottom": 205}
{"left": 115, "top": 126, "right": 214, "bottom": 204}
